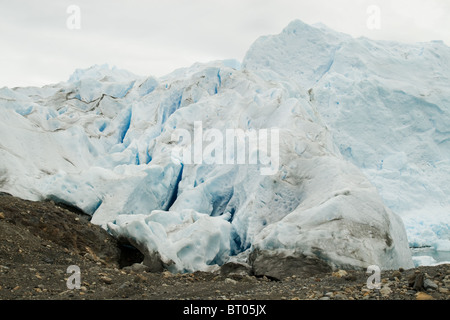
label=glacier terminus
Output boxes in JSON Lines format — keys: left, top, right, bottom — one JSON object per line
{"left": 1, "top": 20, "right": 449, "bottom": 275}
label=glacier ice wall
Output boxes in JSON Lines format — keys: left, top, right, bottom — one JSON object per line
{"left": 5, "top": 20, "right": 449, "bottom": 272}
{"left": 0, "top": 59, "right": 413, "bottom": 273}
{"left": 243, "top": 20, "right": 450, "bottom": 255}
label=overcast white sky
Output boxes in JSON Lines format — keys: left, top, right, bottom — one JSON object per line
{"left": 1, "top": 0, "right": 449, "bottom": 87}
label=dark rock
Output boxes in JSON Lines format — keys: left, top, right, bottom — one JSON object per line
{"left": 391, "top": 270, "right": 402, "bottom": 280}
{"left": 344, "top": 274, "right": 357, "bottom": 281}
{"left": 413, "top": 273, "right": 425, "bottom": 291}
{"left": 249, "top": 249, "right": 332, "bottom": 281}
{"left": 408, "top": 273, "right": 417, "bottom": 287}
{"left": 424, "top": 278, "right": 438, "bottom": 290}
{"left": 118, "top": 281, "right": 131, "bottom": 290}
{"left": 42, "top": 257, "right": 54, "bottom": 264}
{"left": 220, "top": 262, "right": 252, "bottom": 277}
{"left": 334, "top": 293, "right": 348, "bottom": 300}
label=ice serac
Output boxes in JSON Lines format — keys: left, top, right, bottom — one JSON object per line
{"left": 0, "top": 23, "right": 429, "bottom": 274}
{"left": 243, "top": 19, "right": 450, "bottom": 258}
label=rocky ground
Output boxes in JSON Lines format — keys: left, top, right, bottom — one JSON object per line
{"left": 0, "top": 192, "right": 449, "bottom": 301}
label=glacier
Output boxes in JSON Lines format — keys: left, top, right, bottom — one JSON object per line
{"left": 244, "top": 20, "right": 450, "bottom": 263}
{"left": 2, "top": 20, "right": 449, "bottom": 273}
